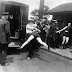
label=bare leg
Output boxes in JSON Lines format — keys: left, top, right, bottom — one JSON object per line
{"left": 62, "top": 36, "right": 66, "bottom": 49}
{"left": 36, "top": 37, "right": 48, "bottom": 49}
{"left": 20, "top": 35, "right": 34, "bottom": 49}
{"left": 65, "top": 37, "right": 69, "bottom": 44}
{"left": 62, "top": 36, "right": 66, "bottom": 44}
{"left": 64, "top": 37, "right": 69, "bottom": 48}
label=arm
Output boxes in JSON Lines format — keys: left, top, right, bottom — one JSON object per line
{"left": 56, "top": 26, "right": 67, "bottom": 33}
{"left": 33, "top": 27, "right": 41, "bottom": 33}
{"left": 33, "top": 23, "right": 41, "bottom": 33}
{"left": 5, "top": 21, "right": 11, "bottom": 37}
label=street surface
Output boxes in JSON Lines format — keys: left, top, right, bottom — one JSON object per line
{"left": 0, "top": 49, "right": 72, "bottom": 72}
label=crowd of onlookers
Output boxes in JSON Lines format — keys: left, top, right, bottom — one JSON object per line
{"left": 19, "top": 17, "right": 64, "bottom": 59}
{"left": 26, "top": 17, "right": 72, "bottom": 50}
{"left": 0, "top": 12, "right": 71, "bottom": 64}
{"left": 27, "top": 17, "right": 61, "bottom": 49}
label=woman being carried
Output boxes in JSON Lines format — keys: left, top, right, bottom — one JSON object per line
{"left": 20, "top": 20, "right": 48, "bottom": 49}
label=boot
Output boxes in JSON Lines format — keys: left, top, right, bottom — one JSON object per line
{"left": 65, "top": 44, "right": 68, "bottom": 48}
{"left": 61, "top": 45, "right": 63, "bottom": 50}
{"left": 61, "top": 44, "right": 65, "bottom": 50}
{"left": 48, "top": 46, "right": 50, "bottom": 52}
{"left": 63, "top": 44, "right": 66, "bottom": 49}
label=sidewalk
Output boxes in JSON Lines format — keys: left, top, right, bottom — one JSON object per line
{"left": 50, "top": 48, "right": 72, "bottom": 59}
{"left": 41, "top": 46, "right": 72, "bottom": 60}
{"left": 8, "top": 41, "right": 72, "bottom": 60}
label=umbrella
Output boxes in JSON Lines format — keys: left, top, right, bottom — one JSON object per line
{"left": 46, "top": 2, "right": 72, "bottom": 14}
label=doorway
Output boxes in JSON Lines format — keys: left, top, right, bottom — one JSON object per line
{"left": 5, "top": 4, "right": 20, "bottom": 37}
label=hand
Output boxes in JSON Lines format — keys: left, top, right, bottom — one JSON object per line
{"left": 17, "top": 46, "right": 23, "bottom": 50}
{"left": 33, "top": 28, "right": 41, "bottom": 33}
{"left": 56, "top": 31, "right": 60, "bottom": 33}
{"left": 56, "top": 31, "right": 58, "bottom": 33}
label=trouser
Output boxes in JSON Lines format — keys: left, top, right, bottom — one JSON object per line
{"left": 0, "top": 43, "right": 8, "bottom": 64}
{"left": 26, "top": 39, "right": 40, "bottom": 58}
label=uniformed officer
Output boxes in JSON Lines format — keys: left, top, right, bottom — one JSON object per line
{"left": 0, "top": 12, "right": 11, "bottom": 66}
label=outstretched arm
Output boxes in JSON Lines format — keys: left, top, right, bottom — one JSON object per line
{"left": 56, "top": 26, "right": 67, "bottom": 33}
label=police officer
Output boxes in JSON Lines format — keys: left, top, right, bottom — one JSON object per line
{"left": 0, "top": 12, "right": 11, "bottom": 66}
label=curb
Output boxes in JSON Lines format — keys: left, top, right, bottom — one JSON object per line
{"left": 40, "top": 48, "right": 72, "bottom": 64}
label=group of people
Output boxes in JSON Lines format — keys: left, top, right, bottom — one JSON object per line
{"left": 19, "top": 17, "right": 72, "bottom": 60}
{"left": 0, "top": 11, "right": 71, "bottom": 65}
{"left": 19, "top": 19, "right": 49, "bottom": 59}
{"left": 18, "top": 18, "right": 56, "bottom": 59}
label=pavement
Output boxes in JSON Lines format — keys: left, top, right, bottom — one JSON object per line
{"left": 8, "top": 41, "right": 72, "bottom": 60}
{"left": 41, "top": 46, "right": 72, "bottom": 60}
{"left": 8, "top": 40, "right": 72, "bottom": 60}
{"left": 1, "top": 49, "right": 72, "bottom": 72}
{"left": 50, "top": 48, "right": 72, "bottom": 59}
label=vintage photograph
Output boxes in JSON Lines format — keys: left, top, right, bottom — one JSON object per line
{"left": 0, "top": 0, "right": 72, "bottom": 72}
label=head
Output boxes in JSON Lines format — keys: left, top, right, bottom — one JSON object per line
{"left": 28, "top": 20, "right": 34, "bottom": 24}
{"left": 68, "top": 23, "right": 71, "bottom": 27}
{"left": 2, "top": 12, "right": 9, "bottom": 20}
{"left": 42, "top": 17, "right": 47, "bottom": 22}
{"left": 2, "top": 15, "right": 6, "bottom": 19}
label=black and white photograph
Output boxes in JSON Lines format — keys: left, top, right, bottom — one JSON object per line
{"left": 0, "top": 0, "right": 72, "bottom": 72}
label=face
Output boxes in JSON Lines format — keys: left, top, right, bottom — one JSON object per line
{"left": 43, "top": 18, "right": 46, "bottom": 21}
{"left": 29, "top": 21, "right": 34, "bottom": 24}
{"left": 3, "top": 15, "right": 8, "bottom": 20}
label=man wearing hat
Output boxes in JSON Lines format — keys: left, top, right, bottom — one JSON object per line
{"left": 0, "top": 12, "right": 11, "bottom": 66}
{"left": 19, "top": 19, "right": 48, "bottom": 59}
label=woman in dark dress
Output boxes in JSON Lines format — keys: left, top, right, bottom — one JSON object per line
{"left": 56, "top": 23, "right": 71, "bottom": 49}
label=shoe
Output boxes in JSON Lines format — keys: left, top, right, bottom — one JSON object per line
{"left": 63, "top": 45, "right": 66, "bottom": 49}
{"left": 1, "top": 62, "right": 9, "bottom": 66}
{"left": 27, "top": 57, "right": 30, "bottom": 60}
{"left": 1, "top": 62, "right": 5, "bottom": 66}
{"left": 46, "top": 46, "right": 48, "bottom": 50}
{"left": 42, "top": 45, "right": 48, "bottom": 50}
{"left": 48, "top": 46, "right": 50, "bottom": 52}
{"left": 61, "top": 44, "right": 65, "bottom": 50}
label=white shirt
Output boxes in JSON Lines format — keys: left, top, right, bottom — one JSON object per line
{"left": 26, "top": 23, "right": 37, "bottom": 34}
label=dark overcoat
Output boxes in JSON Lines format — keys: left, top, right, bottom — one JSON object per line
{"left": 0, "top": 18, "right": 11, "bottom": 44}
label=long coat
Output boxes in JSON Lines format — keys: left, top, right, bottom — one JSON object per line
{"left": 0, "top": 18, "right": 11, "bottom": 44}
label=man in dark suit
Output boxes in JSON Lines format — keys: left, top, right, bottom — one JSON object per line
{"left": 0, "top": 12, "right": 11, "bottom": 66}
